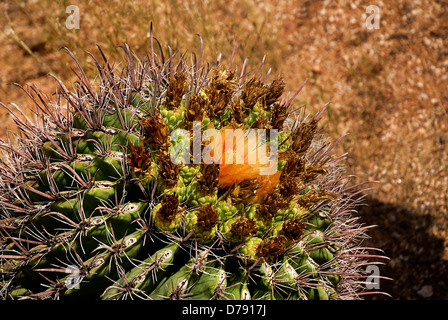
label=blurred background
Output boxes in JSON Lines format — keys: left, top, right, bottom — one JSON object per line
{"left": 0, "top": 0, "right": 447, "bottom": 299}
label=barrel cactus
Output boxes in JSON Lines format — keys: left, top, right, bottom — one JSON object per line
{"left": 0, "top": 36, "right": 384, "bottom": 300}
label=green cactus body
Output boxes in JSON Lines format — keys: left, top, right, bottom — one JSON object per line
{"left": 101, "top": 242, "right": 182, "bottom": 300}
{"left": 0, "top": 37, "right": 385, "bottom": 300}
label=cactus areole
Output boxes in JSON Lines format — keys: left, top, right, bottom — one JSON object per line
{"left": 0, "top": 36, "right": 385, "bottom": 300}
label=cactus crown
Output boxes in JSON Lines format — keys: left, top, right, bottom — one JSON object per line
{"left": 0, "top": 35, "right": 385, "bottom": 300}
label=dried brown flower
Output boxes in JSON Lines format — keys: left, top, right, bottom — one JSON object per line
{"left": 230, "top": 216, "right": 258, "bottom": 238}
{"left": 231, "top": 101, "right": 250, "bottom": 124}
{"left": 280, "top": 154, "right": 305, "bottom": 179}
{"left": 157, "top": 194, "right": 180, "bottom": 223}
{"left": 196, "top": 204, "right": 219, "bottom": 231}
{"left": 185, "top": 93, "right": 207, "bottom": 127}
{"left": 290, "top": 118, "right": 318, "bottom": 156}
{"left": 270, "top": 102, "right": 288, "bottom": 130}
{"left": 257, "top": 235, "right": 287, "bottom": 260}
{"left": 242, "top": 78, "right": 266, "bottom": 109}
{"left": 197, "top": 163, "right": 220, "bottom": 195}
{"left": 157, "top": 151, "right": 181, "bottom": 188}
{"left": 250, "top": 116, "right": 271, "bottom": 129}
{"left": 256, "top": 189, "right": 289, "bottom": 223}
{"left": 165, "top": 73, "right": 189, "bottom": 110}
{"left": 264, "top": 77, "right": 286, "bottom": 106}
{"left": 141, "top": 113, "right": 170, "bottom": 148}
{"left": 206, "top": 67, "right": 238, "bottom": 119}
{"left": 295, "top": 188, "right": 338, "bottom": 208}
{"left": 127, "top": 142, "right": 153, "bottom": 175}
{"left": 229, "top": 178, "right": 263, "bottom": 203}
{"left": 280, "top": 218, "right": 305, "bottom": 243}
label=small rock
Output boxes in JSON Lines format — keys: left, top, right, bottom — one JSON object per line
{"left": 417, "top": 285, "right": 433, "bottom": 298}
{"left": 419, "top": 93, "right": 428, "bottom": 100}
{"left": 311, "top": 64, "right": 322, "bottom": 74}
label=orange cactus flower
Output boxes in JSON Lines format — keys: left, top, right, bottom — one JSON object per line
{"left": 204, "top": 126, "right": 281, "bottom": 201}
